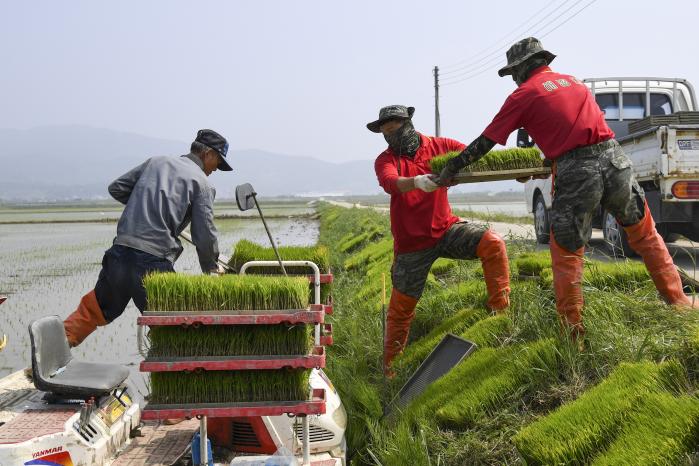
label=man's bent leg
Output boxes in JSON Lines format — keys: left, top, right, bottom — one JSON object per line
{"left": 438, "top": 222, "right": 510, "bottom": 312}
{"left": 65, "top": 246, "right": 131, "bottom": 347}
{"left": 64, "top": 290, "right": 107, "bottom": 347}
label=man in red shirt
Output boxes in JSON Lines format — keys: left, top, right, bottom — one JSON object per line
{"left": 438, "top": 37, "right": 697, "bottom": 340}
{"left": 370, "top": 105, "right": 510, "bottom": 375}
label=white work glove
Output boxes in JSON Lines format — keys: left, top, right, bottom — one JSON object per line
{"left": 414, "top": 174, "right": 439, "bottom": 193}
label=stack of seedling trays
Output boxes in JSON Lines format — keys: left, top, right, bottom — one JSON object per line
{"left": 138, "top": 273, "right": 333, "bottom": 420}
{"left": 430, "top": 148, "right": 550, "bottom": 185}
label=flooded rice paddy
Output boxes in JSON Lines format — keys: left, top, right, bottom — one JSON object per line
{"left": 0, "top": 209, "right": 318, "bottom": 397}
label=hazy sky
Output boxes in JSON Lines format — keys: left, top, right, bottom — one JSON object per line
{"left": 2, "top": 0, "right": 698, "bottom": 163}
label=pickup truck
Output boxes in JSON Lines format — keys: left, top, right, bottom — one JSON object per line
{"left": 524, "top": 77, "right": 699, "bottom": 256}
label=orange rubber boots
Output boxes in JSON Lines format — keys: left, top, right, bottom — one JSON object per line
{"left": 64, "top": 290, "right": 107, "bottom": 347}
{"left": 383, "top": 289, "right": 418, "bottom": 376}
{"left": 550, "top": 236, "right": 585, "bottom": 338}
{"left": 624, "top": 202, "right": 697, "bottom": 309}
{"left": 476, "top": 229, "right": 511, "bottom": 312}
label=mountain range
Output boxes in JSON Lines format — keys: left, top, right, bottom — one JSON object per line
{"left": 0, "top": 125, "right": 517, "bottom": 201}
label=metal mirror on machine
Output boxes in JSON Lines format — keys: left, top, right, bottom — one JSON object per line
{"left": 234, "top": 183, "right": 287, "bottom": 275}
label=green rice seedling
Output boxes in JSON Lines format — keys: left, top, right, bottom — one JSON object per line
{"left": 229, "top": 239, "right": 330, "bottom": 274}
{"left": 149, "top": 369, "right": 310, "bottom": 404}
{"left": 430, "top": 258, "right": 458, "bottom": 277}
{"left": 344, "top": 237, "right": 393, "bottom": 271}
{"left": 538, "top": 267, "right": 554, "bottom": 288}
{"left": 512, "top": 360, "right": 688, "bottom": 466}
{"left": 591, "top": 393, "right": 699, "bottom": 466}
{"left": 434, "top": 338, "right": 558, "bottom": 428}
{"left": 583, "top": 259, "right": 650, "bottom": 292}
{"left": 514, "top": 252, "right": 551, "bottom": 278}
{"left": 429, "top": 147, "right": 543, "bottom": 175}
{"left": 460, "top": 314, "right": 513, "bottom": 348}
{"left": 395, "top": 308, "right": 487, "bottom": 374}
{"left": 403, "top": 339, "right": 557, "bottom": 425}
{"left": 339, "top": 227, "right": 383, "bottom": 253}
{"left": 144, "top": 273, "right": 309, "bottom": 312}
{"left": 412, "top": 282, "right": 488, "bottom": 339}
{"left": 148, "top": 324, "right": 313, "bottom": 357}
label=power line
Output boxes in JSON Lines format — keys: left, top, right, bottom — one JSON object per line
{"left": 440, "top": 0, "right": 571, "bottom": 75}
{"left": 440, "top": 0, "right": 598, "bottom": 87}
{"left": 441, "top": 0, "right": 588, "bottom": 82}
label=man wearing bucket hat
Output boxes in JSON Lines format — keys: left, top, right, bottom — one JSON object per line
{"left": 370, "top": 105, "right": 511, "bottom": 376}
{"left": 437, "top": 37, "right": 697, "bottom": 342}
{"left": 63, "top": 129, "right": 233, "bottom": 347}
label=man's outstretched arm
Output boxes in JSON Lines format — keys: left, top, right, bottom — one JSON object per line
{"left": 436, "top": 135, "right": 496, "bottom": 185}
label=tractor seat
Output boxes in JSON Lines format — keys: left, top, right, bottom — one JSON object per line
{"left": 29, "top": 315, "right": 129, "bottom": 399}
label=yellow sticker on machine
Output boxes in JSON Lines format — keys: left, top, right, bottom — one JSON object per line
{"left": 99, "top": 393, "right": 132, "bottom": 426}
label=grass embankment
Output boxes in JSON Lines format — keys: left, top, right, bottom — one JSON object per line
{"left": 318, "top": 204, "right": 699, "bottom": 465}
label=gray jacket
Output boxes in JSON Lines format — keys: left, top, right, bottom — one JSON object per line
{"left": 108, "top": 153, "right": 220, "bottom": 272}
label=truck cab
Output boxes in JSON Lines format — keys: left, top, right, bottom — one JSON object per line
{"left": 524, "top": 77, "right": 699, "bottom": 255}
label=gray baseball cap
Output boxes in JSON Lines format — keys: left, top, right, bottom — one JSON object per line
{"left": 366, "top": 105, "right": 415, "bottom": 133}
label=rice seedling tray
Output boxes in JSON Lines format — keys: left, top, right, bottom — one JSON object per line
{"left": 451, "top": 166, "right": 551, "bottom": 184}
{"left": 140, "top": 346, "right": 326, "bottom": 372}
{"left": 308, "top": 273, "right": 333, "bottom": 284}
{"left": 138, "top": 304, "right": 332, "bottom": 327}
{"left": 141, "top": 388, "right": 326, "bottom": 420}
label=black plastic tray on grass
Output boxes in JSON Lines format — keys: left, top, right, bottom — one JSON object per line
{"left": 385, "top": 334, "right": 477, "bottom": 416}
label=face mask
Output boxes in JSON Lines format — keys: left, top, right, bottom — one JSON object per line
{"left": 512, "top": 57, "right": 549, "bottom": 86}
{"left": 384, "top": 120, "right": 420, "bottom": 156}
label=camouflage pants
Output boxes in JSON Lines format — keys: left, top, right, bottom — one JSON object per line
{"left": 392, "top": 221, "right": 488, "bottom": 299}
{"left": 551, "top": 139, "right": 645, "bottom": 252}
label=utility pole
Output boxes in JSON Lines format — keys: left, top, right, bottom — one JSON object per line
{"left": 433, "top": 66, "right": 441, "bottom": 137}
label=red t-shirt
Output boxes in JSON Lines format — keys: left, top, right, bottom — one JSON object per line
{"left": 483, "top": 66, "right": 615, "bottom": 159}
{"left": 374, "top": 134, "right": 465, "bottom": 254}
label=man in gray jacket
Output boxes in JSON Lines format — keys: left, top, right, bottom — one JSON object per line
{"left": 64, "top": 129, "right": 232, "bottom": 347}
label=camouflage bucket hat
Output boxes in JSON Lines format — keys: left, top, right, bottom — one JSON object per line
{"left": 366, "top": 105, "right": 415, "bottom": 133}
{"left": 497, "top": 37, "right": 556, "bottom": 77}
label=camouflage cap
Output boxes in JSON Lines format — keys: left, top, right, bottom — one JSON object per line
{"left": 497, "top": 37, "right": 556, "bottom": 77}
{"left": 366, "top": 105, "right": 415, "bottom": 133}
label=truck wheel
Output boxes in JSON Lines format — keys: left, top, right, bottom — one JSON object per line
{"left": 603, "top": 211, "right": 636, "bottom": 257}
{"left": 534, "top": 194, "right": 550, "bottom": 244}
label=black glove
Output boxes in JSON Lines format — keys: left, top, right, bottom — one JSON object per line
{"left": 437, "top": 158, "right": 463, "bottom": 186}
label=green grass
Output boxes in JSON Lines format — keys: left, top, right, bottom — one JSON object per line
{"left": 591, "top": 393, "right": 699, "bottom": 466}
{"left": 514, "top": 251, "right": 551, "bottom": 277}
{"left": 229, "top": 239, "right": 330, "bottom": 274}
{"left": 148, "top": 324, "right": 313, "bottom": 357}
{"left": 144, "top": 273, "right": 309, "bottom": 312}
{"left": 429, "top": 147, "right": 543, "bottom": 174}
{"left": 513, "top": 360, "right": 687, "bottom": 465}
{"left": 149, "top": 369, "right": 310, "bottom": 404}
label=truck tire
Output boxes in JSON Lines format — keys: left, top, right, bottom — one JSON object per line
{"left": 602, "top": 210, "right": 636, "bottom": 257}
{"left": 533, "top": 194, "right": 550, "bottom": 244}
